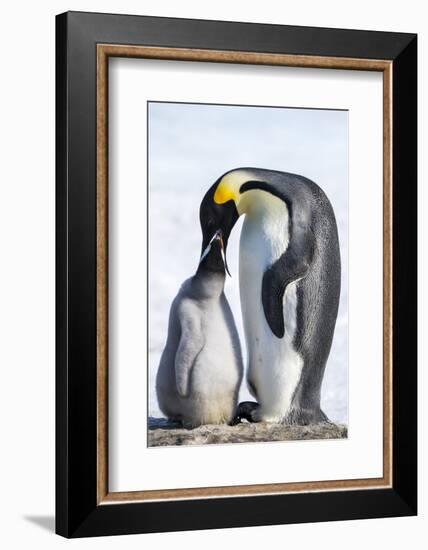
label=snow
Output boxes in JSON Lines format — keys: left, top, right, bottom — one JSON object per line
{"left": 148, "top": 102, "right": 348, "bottom": 424}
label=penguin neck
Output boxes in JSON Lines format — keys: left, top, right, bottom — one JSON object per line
{"left": 239, "top": 190, "right": 290, "bottom": 273}
{"left": 239, "top": 189, "right": 290, "bottom": 234}
{"left": 191, "top": 269, "right": 225, "bottom": 300}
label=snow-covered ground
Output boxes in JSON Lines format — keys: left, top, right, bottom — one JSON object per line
{"left": 148, "top": 102, "right": 348, "bottom": 424}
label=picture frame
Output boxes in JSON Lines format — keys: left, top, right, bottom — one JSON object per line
{"left": 56, "top": 11, "right": 417, "bottom": 538}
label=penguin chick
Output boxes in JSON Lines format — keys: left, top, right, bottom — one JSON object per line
{"left": 156, "top": 230, "right": 243, "bottom": 428}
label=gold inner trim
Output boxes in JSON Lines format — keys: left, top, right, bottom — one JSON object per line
{"left": 96, "top": 44, "right": 393, "bottom": 504}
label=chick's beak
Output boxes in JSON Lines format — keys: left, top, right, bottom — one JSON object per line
{"left": 215, "top": 230, "right": 231, "bottom": 277}
{"left": 199, "top": 229, "right": 232, "bottom": 276}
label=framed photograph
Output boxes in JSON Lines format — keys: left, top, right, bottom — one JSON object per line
{"left": 56, "top": 11, "right": 417, "bottom": 537}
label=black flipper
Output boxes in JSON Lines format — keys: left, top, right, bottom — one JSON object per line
{"left": 262, "top": 226, "right": 315, "bottom": 338}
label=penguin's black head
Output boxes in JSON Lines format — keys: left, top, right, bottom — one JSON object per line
{"left": 197, "top": 229, "right": 228, "bottom": 275}
{"left": 199, "top": 179, "right": 239, "bottom": 272}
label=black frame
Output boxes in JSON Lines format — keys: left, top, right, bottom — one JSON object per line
{"left": 56, "top": 11, "right": 417, "bottom": 538}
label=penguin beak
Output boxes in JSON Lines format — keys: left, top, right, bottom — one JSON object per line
{"left": 199, "top": 182, "right": 239, "bottom": 276}
{"left": 199, "top": 230, "right": 232, "bottom": 276}
{"left": 217, "top": 230, "right": 232, "bottom": 277}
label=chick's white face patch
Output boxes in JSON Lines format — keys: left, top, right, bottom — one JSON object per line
{"left": 199, "top": 243, "right": 212, "bottom": 264}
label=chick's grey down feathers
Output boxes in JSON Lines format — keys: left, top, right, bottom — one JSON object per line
{"left": 156, "top": 269, "right": 243, "bottom": 428}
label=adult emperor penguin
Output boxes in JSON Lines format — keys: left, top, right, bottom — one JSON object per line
{"left": 199, "top": 168, "right": 341, "bottom": 424}
{"left": 156, "top": 230, "right": 243, "bottom": 428}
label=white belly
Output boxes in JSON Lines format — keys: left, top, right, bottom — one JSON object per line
{"left": 185, "top": 301, "right": 242, "bottom": 426}
{"left": 239, "top": 202, "right": 303, "bottom": 421}
{"left": 194, "top": 304, "right": 240, "bottom": 394}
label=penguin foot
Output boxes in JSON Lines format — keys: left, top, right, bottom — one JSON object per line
{"left": 285, "top": 407, "right": 331, "bottom": 426}
{"left": 230, "top": 401, "right": 260, "bottom": 425}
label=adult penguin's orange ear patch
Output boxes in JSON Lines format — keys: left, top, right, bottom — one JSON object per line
{"left": 213, "top": 169, "right": 254, "bottom": 205}
{"left": 213, "top": 181, "right": 236, "bottom": 205}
